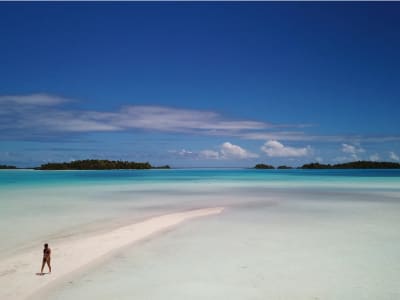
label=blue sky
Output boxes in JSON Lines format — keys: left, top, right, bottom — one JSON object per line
{"left": 1, "top": 2, "right": 400, "bottom": 167}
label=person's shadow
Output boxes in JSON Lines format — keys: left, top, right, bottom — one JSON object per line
{"left": 35, "top": 272, "right": 51, "bottom": 276}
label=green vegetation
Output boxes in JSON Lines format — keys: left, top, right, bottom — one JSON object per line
{"left": 300, "top": 161, "right": 400, "bottom": 169}
{"left": 35, "top": 159, "right": 170, "bottom": 170}
{"left": 254, "top": 163, "right": 275, "bottom": 169}
{"left": 151, "top": 165, "right": 171, "bottom": 169}
{"left": 0, "top": 165, "right": 17, "bottom": 169}
{"left": 300, "top": 163, "right": 331, "bottom": 169}
{"left": 254, "top": 160, "right": 400, "bottom": 170}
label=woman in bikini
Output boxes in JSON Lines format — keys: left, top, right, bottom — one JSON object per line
{"left": 40, "top": 243, "right": 51, "bottom": 275}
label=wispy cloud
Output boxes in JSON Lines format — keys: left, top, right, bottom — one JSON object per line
{"left": 1, "top": 93, "right": 400, "bottom": 145}
{"left": 341, "top": 143, "right": 365, "bottom": 160}
{"left": 389, "top": 151, "right": 399, "bottom": 161}
{"left": 0, "top": 94, "right": 120, "bottom": 135}
{"left": 0, "top": 94, "right": 274, "bottom": 139}
{"left": 112, "top": 106, "right": 268, "bottom": 133}
{"left": 261, "top": 140, "right": 311, "bottom": 157}
{"left": 243, "top": 132, "right": 400, "bottom": 143}
{"left": 0, "top": 93, "right": 69, "bottom": 105}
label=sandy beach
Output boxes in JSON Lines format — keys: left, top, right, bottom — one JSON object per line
{"left": 0, "top": 207, "right": 224, "bottom": 300}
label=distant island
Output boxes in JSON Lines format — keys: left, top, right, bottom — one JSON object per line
{"left": 254, "top": 161, "right": 400, "bottom": 170}
{"left": 0, "top": 165, "right": 17, "bottom": 169}
{"left": 35, "top": 159, "right": 170, "bottom": 170}
{"left": 300, "top": 161, "right": 400, "bottom": 169}
{"left": 254, "top": 164, "right": 274, "bottom": 169}
{"left": 277, "top": 165, "right": 293, "bottom": 169}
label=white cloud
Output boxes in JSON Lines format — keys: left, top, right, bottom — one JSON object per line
{"left": 341, "top": 143, "right": 365, "bottom": 160}
{"left": 261, "top": 140, "right": 311, "bottom": 157}
{"left": 220, "top": 142, "right": 258, "bottom": 159}
{"left": 184, "top": 142, "right": 258, "bottom": 160}
{"left": 369, "top": 153, "right": 380, "bottom": 161}
{"left": 341, "top": 143, "right": 364, "bottom": 154}
{"left": 389, "top": 151, "right": 399, "bottom": 161}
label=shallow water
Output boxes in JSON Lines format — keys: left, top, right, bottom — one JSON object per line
{"left": 1, "top": 169, "right": 400, "bottom": 299}
{"left": 48, "top": 200, "right": 400, "bottom": 300}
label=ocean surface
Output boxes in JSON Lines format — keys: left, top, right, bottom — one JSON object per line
{"left": 1, "top": 169, "right": 400, "bottom": 299}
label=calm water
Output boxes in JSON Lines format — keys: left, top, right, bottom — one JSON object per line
{"left": 1, "top": 169, "right": 400, "bottom": 299}
{"left": 2, "top": 169, "right": 400, "bottom": 188}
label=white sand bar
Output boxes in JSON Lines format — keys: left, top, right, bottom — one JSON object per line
{"left": 0, "top": 207, "right": 224, "bottom": 300}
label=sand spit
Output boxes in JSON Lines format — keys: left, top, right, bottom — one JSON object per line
{"left": 0, "top": 207, "right": 224, "bottom": 300}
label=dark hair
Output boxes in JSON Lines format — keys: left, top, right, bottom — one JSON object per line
{"left": 44, "top": 243, "right": 48, "bottom": 248}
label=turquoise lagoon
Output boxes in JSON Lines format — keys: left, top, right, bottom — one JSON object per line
{"left": 1, "top": 169, "right": 400, "bottom": 299}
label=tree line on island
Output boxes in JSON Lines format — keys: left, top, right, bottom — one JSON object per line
{"left": 1, "top": 160, "right": 400, "bottom": 170}
{"left": 0, "top": 165, "right": 17, "bottom": 169}
{"left": 35, "top": 159, "right": 170, "bottom": 170}
{"left": 254, "top": 164, "right": 291, "bottom": 169}
{"left": 254, "top": 161, "right": 400, "bottom": 169}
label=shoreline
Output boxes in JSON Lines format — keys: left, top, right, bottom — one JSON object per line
{"left": 0, "top": 207, "right": 224, "bottom": 300}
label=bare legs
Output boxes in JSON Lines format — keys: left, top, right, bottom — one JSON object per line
{"left": 47, "top": 258, "right": 51, "bottom": 273}
{"left": 40, "top": 258, "right": 51, "bottom": 274}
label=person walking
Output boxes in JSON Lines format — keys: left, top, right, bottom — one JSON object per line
{"left": 40, "top": 243, "right": 51, "bottom": 275}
